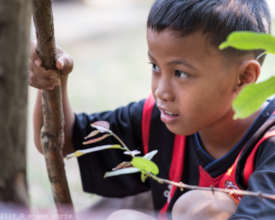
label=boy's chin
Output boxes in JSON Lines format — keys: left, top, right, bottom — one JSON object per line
{"left": 166, "top": 124, "right": 196, "bottom": 136}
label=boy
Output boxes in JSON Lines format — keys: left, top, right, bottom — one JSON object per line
{"left": 30, "top": 0, "right": 275, "bottom": 219}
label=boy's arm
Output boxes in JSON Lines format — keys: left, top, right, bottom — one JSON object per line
{"left": 72, "top": 100, "right": 148, "bottom": 197}
{"left": 31, "top": 45, "right": 75, "bottom": 157}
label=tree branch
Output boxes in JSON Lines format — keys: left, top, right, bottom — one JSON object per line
{"left": 32, "top": 0, "right": 74, "bottom": 217}
{"left": 146, "top": 173, "right": 275, "bottom": 201}
{"left": 72, "top": 123, "right": 275, "bottom": 203}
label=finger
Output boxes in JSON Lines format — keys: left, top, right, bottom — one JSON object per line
{"left": 55, "top": 45, "right": 73, "bottom": 74}
{"left": 56, "top": 54, "right": 73, "bottom": 74}
{"left": 31, "top": 62, "right": 59, "bottom": 80}
{"left": 34, "top": 58, "right": 42, "bottom": 67}
{"left": 30, "top": 50, "right": 42, "bottom": 68}
{"left": 29, "top": 71, "right": 60, "bottom": 90}
{"left": 55, "top": 45, "right": 65, "bottom": 70}
{"left": 30, "top": 83, "right": 57, "bottom": 91}
{"left": 56, "top": 58, "right": 64, "bottom": 70}
{"left": 63, "top": 54, "right": 73, "bottom": 74}
{"left": 30, "top": 68, "right": 60, "bottom": 90}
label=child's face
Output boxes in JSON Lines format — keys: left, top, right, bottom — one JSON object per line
{"left": 147, "top": 29, "right": 240, "bottom": 135}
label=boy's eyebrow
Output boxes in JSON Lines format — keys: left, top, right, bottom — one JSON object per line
{"left": 147, "top": 52, "right": 156, "bottom": 61}
{"left": 147, "top": 51, "right": 197, "bottom": 70}
{"left": 167, "top": 60, "right": 196, "bottom": 70}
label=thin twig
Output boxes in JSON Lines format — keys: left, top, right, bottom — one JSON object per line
{"left": 89, "top": 124, "right": 275, "bottom": 202}
{"left": 110, "top": 131, "right": 131, "bottom": 152}
{"left": 146, "top": 173, "right": 275, "bottom": 201}
{"left": 111, "top": 132, "right": 275, "bottom": 201}
{"left": 87, "top": 124, "right": 136, "bottom": 157}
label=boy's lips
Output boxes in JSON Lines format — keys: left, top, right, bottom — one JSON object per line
{"left": 158, "top": 106, "right": 180, "bottom": 124}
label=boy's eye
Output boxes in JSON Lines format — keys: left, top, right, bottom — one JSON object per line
{"left": 151, "top": 63, "right": 160, "bottom": 72}
{"left": 175, "top": 70, "right": 188, "bottom": 78}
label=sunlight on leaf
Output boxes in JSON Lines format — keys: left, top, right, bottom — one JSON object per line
{"left": 67, "top": 151, "right": 84, "bottom": 159}
{"left": 233, "top": 76, "right": 275, "bottom": 119}
{"left": 143, "top": 150, "right": 158, "bottom": 160}
{"left": 219, "top": 32, "right": 275, "bottom": 54}
{"left": 66, "top": 144, "right": 122, "bottom": 160}
{"left": 104, "top": 167, "right": 140, "bottom": 178}
{"left": 124, "top": 150, "right": 141, "bottom": 156}
{"left": 131, "top": 157, "right": 159, "bottom": 175}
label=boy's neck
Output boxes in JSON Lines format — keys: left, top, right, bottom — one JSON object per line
{"left": 198, "top": 109, "right": 260, "bottom": 159}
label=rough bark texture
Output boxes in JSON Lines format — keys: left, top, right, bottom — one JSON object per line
{"left": 32, "top": 0, "right": 74, "bottom": 215}
{"left": 0, "top": 0, "right": 31, "bottom": 207}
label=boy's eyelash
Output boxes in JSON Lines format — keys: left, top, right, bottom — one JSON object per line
{"left": 175, "top": 70, "right": 189, "bottom": 78}
{"left": 148, "top": 62, "right": 159, "bottom": 71}
{"left": 147, "top": 62, "right": 190, "bottom": 78}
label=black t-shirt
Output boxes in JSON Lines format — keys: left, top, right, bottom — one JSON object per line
{"left": 73, "top": 98, "right": 275, "bottom": 219}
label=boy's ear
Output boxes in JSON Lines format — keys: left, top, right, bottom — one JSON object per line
{"left": 236, "top": 60, "right": 261, "bottom": 90}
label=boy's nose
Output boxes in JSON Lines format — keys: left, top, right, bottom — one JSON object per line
{"left": 154, "top": 79, "right": 174, "bottom": 102}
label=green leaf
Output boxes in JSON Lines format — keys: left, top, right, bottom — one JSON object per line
{"left": 104, "top": 167, "right": 140, "bottom": 178}
{"left": 131, "top": 157, "right": 159, "bottom": 175}
{"left": 141, "top": 172, "right": 148, "bottom": 183}
{"left": 233, "top": 76, "right": 275, "bottom": 119}
{"left": 219, "top": 32, "right": 275, "bottom": 54}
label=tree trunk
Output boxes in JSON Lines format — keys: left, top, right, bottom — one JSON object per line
{"left": 0, "top": 0, "right": 32, "bottom": 206}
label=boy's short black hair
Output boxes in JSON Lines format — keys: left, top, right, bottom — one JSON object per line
{"left": 147, "top": 0, "right": 271, "bottom": 64}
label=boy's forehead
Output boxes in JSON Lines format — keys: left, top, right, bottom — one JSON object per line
{"left": 146, "top": 28, "right": 221, "bottom": 63}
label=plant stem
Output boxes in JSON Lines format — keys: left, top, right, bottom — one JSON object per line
{"left": 104, "top": 128, "right": 275, "bottom": 202}
{"left": 110, "top": 131, "right": 130, "bottom": 151}
{"left": 146, "top": 173, "right": 275, "bottom": 201}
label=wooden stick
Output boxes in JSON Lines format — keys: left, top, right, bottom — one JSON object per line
{"left": 147, "top": 173, "right": 275, "bottom": 201}
{"left": 32, "top": 0, "right": 75, "bottom": 217}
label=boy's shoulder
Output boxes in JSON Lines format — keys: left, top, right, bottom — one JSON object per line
{"left": 244, "top": 98, "right": 275, "bottom": 147}
{"left": 236, "top": 99, "right": 275, "bottom": 186}
{"left": 242, "top": 97, "right": 275, "bottom": 153}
